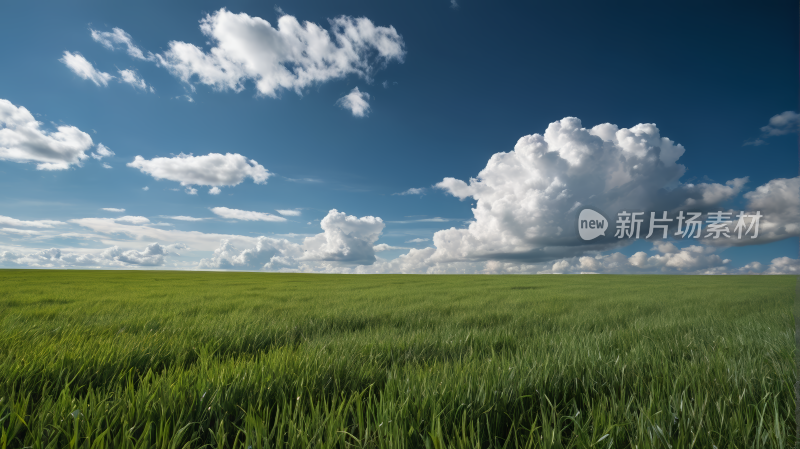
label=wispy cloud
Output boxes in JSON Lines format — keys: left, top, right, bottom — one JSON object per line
{"left": 393, "top": 187, "right": 426, "bottom": 196}
{"left": 210, "top": 207, "right": 287, "bottom": 222}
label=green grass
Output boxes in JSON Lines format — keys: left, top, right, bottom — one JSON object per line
{"left": 0, "top": 270, "right": 795, "bottom": 448}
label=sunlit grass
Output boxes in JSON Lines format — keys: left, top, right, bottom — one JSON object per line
{"left": 0, "top": 270, "right": 795, "bottom": 448}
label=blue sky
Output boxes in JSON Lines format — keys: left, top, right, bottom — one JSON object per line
{"left": 0, "top": 0, "right": 797, "bottom": 274}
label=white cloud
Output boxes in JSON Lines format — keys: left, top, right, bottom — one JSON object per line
{"left": 163, "top": 216, "right": 206, "bottom": 221}
{"left": 737, "top": 177, "right": 800, "bottom": 244}
{"left": 91, "top": 143, "right": 114, "bottom": 160}
{"left": 70, "top": 217, "right": 259, "bottom": 251}
{"left": 198, "top": 237, "right": 302, "bottom": 270}
{"left": 744, "top": 111, "right": 800, "bottom": 146}
{"left": 209, "top": 186, "right": 221, "bottom": 195}
{"left": 393, "top": 187, "right": 426, "bottom": 196}
{"left": 156, "top": 8, "right": 404, "bottom": 97}
{"left": 128, "top": 152, "right": 271, "bottom": 192}
{"left": 59, "top": 52, "right": 114, "bottom": 87}
{"left": 430, "top": 117, "right": 749, "bottom": 264}
{"left": 199, "top": 209, "right": 385, "bottom": 269}
{"left": 118, "top": 69, "right": 149, "bottom": 91}
{"left": 142, "top": 186, "right": 149, "bottom": 191}
{"left": 0, "top": 228, "right": 45, "bottom": 237}
{"left": 114, "top": 216, "right": 150, "bottom": 225}
{"left": 102, "top": 163, "right": 112, "bottom": 169}
{"left": 102, "top": 208, "right": 125, "bottom": 212}
{"left": 406, "top": 238, "right": 430, "bottom": 243}
{"left": 760, "top": 111, "right": 799, "bottom": 137}
{"left": 374, "top": 243, "right": 409, "bottom": 252}
{"left": 91, "top": 27, "right": 154, "bottom": 61}
{"left": 300, "top": 209, "right": 384, "bottom": 264}
{"left": 210, "top": 207, "right": 286, "bottom": 222}
{"left": 0, "top": 215, "right": 64, "bottom": 228}
{"left": 336, "top": 87, "right": 370, "bottom": 117}
{"left": 764, "top": 257, "right": 800, "bottom": 274}
{"left": 0, "top": 243, "right": 185, "bottom": 268}
{"left": 185, "top": 187, "right": 198, "bottom": 195}
{"left": 276, "top": 209, "right": 301, "bottom": 216}
{"left": 0, "top": 98, "right": 94, "bottom": 170}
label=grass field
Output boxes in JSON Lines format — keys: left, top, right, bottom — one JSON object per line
{"left": 0, "top": 270, "right": 795, "bottom": 448}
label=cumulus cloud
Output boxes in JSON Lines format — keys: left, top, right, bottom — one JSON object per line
{"left": 198, "top": 237, "right": 302, "bottom": 271}
{"left": 695, "top": 176, "right": 800, "bottom": 247}
{"left": 300, "top": 210, "right": 384, "bottom": 264}
{"left": 156, "top": 8, "right": 404, "bottom": 97}
{"left": 59, "top": 52, "right": 114, "bottom": 87}
{"left": 118, "top": 69, "right": 150, "bottom": 91}
{"left": 0, "top": 242, "right": 185, "bottom": 268}
{"left": 276, "top": 209, "right": 301, "bottom": 216}
{"left": 393, "top": 187, "right": 426, "bottom": 195}
{"left": 209, "top": 186, "right": 221, "bottom": 195}
{"left": 210, "top": 207, "right": 286, "bottom": 222}
{"left": 102, "top": 163, "right": 112, "bottom": 169}
{"left": 336, "top": 87, "right": 370, "bottom": 117}
{"left": 91, "top": 143, "right": 114, "bottom": 160}
{"left": 0, "top": 98, "right": 94, "bottom": 170}
{"left": 430, "top": 117, "right": 750, "bottom": 264}
{"left": 91, "top": 27, "right": 154, "bottom": 61}
{"left": 764, "top": 257, "right": 800, "bottom": 274}
{"left": 736, "top": 177, "right": 800, "bottom": 244}
{"left": 199, "top": 209, "right": 385, "bottom": 269}
{"left": 127, "top": 152, "right": 271, "bottom": 192}
{"left": 102, "top": 208, "right": 125, "bottom": 212}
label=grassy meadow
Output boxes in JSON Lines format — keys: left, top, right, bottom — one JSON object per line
{"left": 0, "top": 270, "right": 795, "bottom": 448}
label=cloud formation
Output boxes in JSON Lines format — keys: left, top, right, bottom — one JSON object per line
{"left": 60, "top": 52, "right": 114, "bottom": 87}
{"left": 199, "top": 209, "right": 385, "bottom": 269}
{"left": 128, "top": 152, "right": 271, "bottom": 193}
{"left": 91, "top": 143, "right": 114, "bottom": 160}
{"left": 0, "top": 243, "right": 184, "bottom": 268}
{"left": 91, "top": 27, "right": 155, "bottom": 61}
{"left": 163, "top": 216, "right": 206, "bottom": 221}
{"left": 393, "top": 187, "right": 426, "bottom": 196}
{"left": 102, "top": 208, "right": 125, "bottom": 212}
{"left": 210, "top": 207, "right": 287, "bottom": 222}
{"left": 337, "top": 87, "right": 370, "bottom": 117}
{"left": 300, "top": 209, "right": 384, "bottom": 264}
{"left": 431, "top": 117, "right": 747, "bottom": 263}
{"left": 744, "top": 111, "right": 799, "bottom": 146}
{"left": 156, "top": 8, "right": 404, "bottom": 97}
{"left": 276, "top": 209, "right": 301, "bottom": 216}
{"left": 118, "top": 69, "right": 151, "bottom": 91}
{"left": 0, "top": 99, "right": 94, "bottom": 170}
{"left": 0, "top": 215, "right": 64, "bottom": 228}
